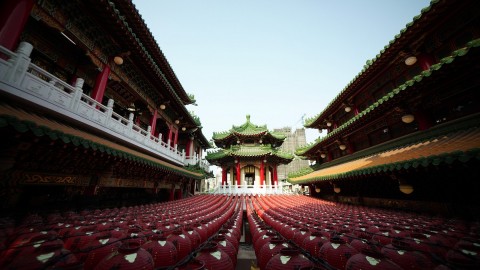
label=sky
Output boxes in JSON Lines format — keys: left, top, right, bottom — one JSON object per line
{"left": 132, "top": 0, "right": 431, "bottom": 144}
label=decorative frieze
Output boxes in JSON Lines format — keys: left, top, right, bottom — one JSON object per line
{"left": 99, "top": 177, "right": 155, "bottom": 188}
{"left": 14, "top": 171, "right": 91, "bottom": 186}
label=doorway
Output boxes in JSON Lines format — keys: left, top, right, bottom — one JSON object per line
{"left": 244, "top": 165, "right": 255, "bottom": 186}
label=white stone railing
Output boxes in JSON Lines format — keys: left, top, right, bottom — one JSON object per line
{"left": 184, "top": 154, "right": 210, "bottom": 171}
{"left": 209, "top": 184, "right": 293, "bottom": 195}
{"left": 0, "top": 42, "right": 209, "bottom": 169}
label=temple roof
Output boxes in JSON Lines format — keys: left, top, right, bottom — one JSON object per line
{"left": 206, "top": 144, "right": 293, "bottom": 165}
{"left": 67, "top": 0, "right": 202, "bottom": 132}
{"left": 212, "top": 115, "right": 286, "bottom": 142}
{"left": 289, "top": 115, "right": 480, "bottom": 184}
{"left": 100, "top": 0, "right": 194, "bottom": 105}
{"left": 296, "top": 38, "right": 480, "bottom": 157}
{"left": 303, "top": 0, "right": 443, "bottom": 129}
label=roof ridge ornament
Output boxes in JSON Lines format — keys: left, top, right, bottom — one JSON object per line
{"left": 246, "top": 114, "right": 251, "bottom": 123}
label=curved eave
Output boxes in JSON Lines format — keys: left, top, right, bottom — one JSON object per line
{"left": 289, "top": 129, "right": 480, "bottom": 185}
{"left": 194, "top": 130, "right": 211, "bottom": 148}
{"left": 110, "top": 0, "right": 193, "bottom": 105}
{"left": 212, "top": 131, "right": 286, "bottom": 145}
{"left": 93, "top": 0, "right": 194, "bottom": 108}
{"left": 205, "top": 147, "right": 294, "bottom": 164}
{"left": 303, "top": 0, "right": 450, "bottom": 128}
{"left": 232, "top": 130, "right": 267, "bottom": 138}
{"left": 297, "top": 39, "right": 480, "bottom": 156}
{"left": 205, "top": 150, "right": 229, "bottom": 162}
{"left": 212, "top": 132, "right": 235, "bottom": 141}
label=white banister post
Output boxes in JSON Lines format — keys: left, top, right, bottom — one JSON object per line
{"left": 181, "top": 149, "right": 186, "bottom": 163}
{"left": 105, "top": 98, "right": 114, "bottom": 125}
{"left": 158, "top": 133, "right": 163, "bottom": 145}
{"left": 146, "top": 126, "right": 152, "bottom": 142}
{"left": 127, "top": 113, "right": 134, "bottom": 130}
{"left": 4, "top": 42, "right": 33, "bottom": 85}
{"left": 70, "top": 78, "right": 84, "bottom": 111}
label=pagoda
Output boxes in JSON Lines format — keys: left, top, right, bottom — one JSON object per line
{"left": 207, "top": 115, "right": 293, "bottom": 187}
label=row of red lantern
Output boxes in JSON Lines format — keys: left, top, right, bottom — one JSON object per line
{"left": 0, "top": 195, "right": 242, "bottom": 269}
{"left": 249, "top": 194, "right": 480, "bottom": 269}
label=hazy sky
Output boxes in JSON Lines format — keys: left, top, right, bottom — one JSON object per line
{"left": 132, "top": 0, "right": 430, "bottom": 144}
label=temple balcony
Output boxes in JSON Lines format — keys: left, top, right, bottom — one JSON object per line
{"left": 0, "top": 42, "right": 210, "bottom": 171}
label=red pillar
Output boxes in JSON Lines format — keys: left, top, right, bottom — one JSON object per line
{"left": 174, "top": 130, "right": 179, "bottom": 146}
{"left": 186, "top": 139, "right": 193, "bottom": 157}
{"left": 0, "top": 0, "right": 35, "bottom": 50}
{"left": 414, "top": 110, "right": 433, "bottom": 130}
{"left": 222, "top": 167, "right": 227, "bottom": 185}
{"left": 236, "top": 161, "right": 241, "bottom": 186}
{"left": 260, "top": 161, "right": 265, "bottom": 186}
{"left": 169, "top": 186, "right": 175, "bottom": 201}
{"left": 347, "top": 141, "right": 354, "bottom": 154}
{"left": 273, "top": 166, "right": 278, "bottom": 186}
{"left": 176, "top": 189, "right": 182, "bottom": 200}
{"left": 418, "top": 54, "right": 435, "bottom": 71}
{"left": 150, "top": 109, "right": 158, "bottom": 136}
{"left": 168, "top": 127, "right": 173, "bottom": 143}
{"left": 91, "top": 64, "right": 111, "bottom": 103}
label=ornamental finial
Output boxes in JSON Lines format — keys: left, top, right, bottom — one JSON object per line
{"left": 246, "top": 114, "right": 250, "bottom": 122}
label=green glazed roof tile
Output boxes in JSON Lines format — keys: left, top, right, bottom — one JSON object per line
{"left": 296, "top": 38, "right": 480, "bottom": 156}
{"left": 303, "top": 0, "right": 440, "bottom": 128}
{"left": 212, "top": 115, "right": 286, "bottom": 141}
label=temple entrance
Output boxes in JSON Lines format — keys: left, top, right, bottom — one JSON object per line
{"left": 245, "top": 173, "right": 255, "bottom": 186}
{"left": 244, "top": 165, "right": 256, "bottom": 186}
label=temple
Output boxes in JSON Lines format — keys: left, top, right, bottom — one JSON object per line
{"left": 0, "top": 0, "right": 211, "bottom": 210}
{"left": 206, "top": 115, "right": 293, "bottom": 193}
{"left": 289, "top": 0, "right": 480, "bottom": 216}
{"left": 1, "top": 0, "right": 480, "bottom": 269}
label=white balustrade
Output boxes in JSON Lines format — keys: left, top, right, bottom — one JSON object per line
{"left": 209, "top": 184, "right": 291, "bottom": 195}
{"left": 0, "top": 42, "right": 210, "bottom": 169}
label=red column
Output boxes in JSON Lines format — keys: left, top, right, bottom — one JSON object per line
{"left": 91, "top": 64, "right": 111, "bottom": 103}
{"left": 347, "top": 141, "right": 354, "bottom": 154}
{"left": 260, "top": 161, "right": 265, "bottom": 186}
{"left": 174, "top": 130, "right": 179, "bottom": 146}
{"left": 0, "top": 0, "right": 35, "bottom": 50}
{"left": 414, "top": 110, "right": 433, "bottom": 130}
{"left": 222, "top": 167, "right": 227, "bottom": 185}
{"left": 418, "top": 54, "right": 435, "bottom": 71}
{"left": 236, "top": 161, "right": 241, "bottom": 186}
{"left": 273, "top": 166, "right": 278, "bottom": 186}
{"left": 168, "top": 126, "right": 173, "bottom": 142}
{"left": 186, "top": 139, "right": 192, "bottom": 157}
{"left": 169, "top": 186, "right": 175, "bottom": 201}
{"left": 176, "top": 189, "right": 182, "bottom": 200}
{"left": 150, "top": 109, "right": 158, "bottom": 136}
